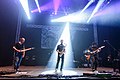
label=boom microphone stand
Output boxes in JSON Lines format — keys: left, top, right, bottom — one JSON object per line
{"left": 104, "top": 40, "right": 120, "bottom": 73}
{"left": 104, "top": 40, "right": 117, "bottom": 52}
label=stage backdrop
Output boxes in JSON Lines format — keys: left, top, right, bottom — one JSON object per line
{"left": 20, "top": 20, "right": 94, "bottom": 67}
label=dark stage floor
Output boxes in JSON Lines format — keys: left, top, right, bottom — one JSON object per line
{"left": 0, "top": 66, "right": 120, "bottom": 79}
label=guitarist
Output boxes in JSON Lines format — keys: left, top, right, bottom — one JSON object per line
{"left": 89, "top": 42, "right": 99, "bottom": 72}
{"left": 55, "top": 39, "right": 66, "bottom": 72}
{"left": 13, "top": 37, "right": 33, "bottom": 72}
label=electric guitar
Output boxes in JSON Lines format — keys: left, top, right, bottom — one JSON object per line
{"left": 85, "top": 54, "right": 91, "bottom": 61}
{"left": 90, "top": 46, "right": 105, "bottom": 54}
{"left": 57, "top": 43, "right": 67, "bottom": 57}
{"left": 21, "top": 47, "right": 35, "bottom": 58}
{"left": 84, "top": 46, "right": 105, "bottom": 61}
{"left": 57, "top": 50, "right": 65, "bottom": 57}
{"left": 84, "top": 49, "right": 91, "bottom": 60}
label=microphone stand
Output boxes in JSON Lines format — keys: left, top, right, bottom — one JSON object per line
{"left": 105, "top": 40, "right": 117, "bottom": 52}
{"left": 105, "top": 40, "right": 120, "bottom": 73}
{"left": 105, "top": 40, "right": 120, "bottom": 59}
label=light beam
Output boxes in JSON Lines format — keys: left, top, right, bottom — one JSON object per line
{"left": 47, "top": 23, "right": 75, "bottom": 70}
{"left": 19, "top": 0, "right": 30, "bottom": 19}
{"left": 87, "top": 0, "right": 105, "bottom": 23}
{"left": 35, "top": 0, "right": 41, "bottom": 13}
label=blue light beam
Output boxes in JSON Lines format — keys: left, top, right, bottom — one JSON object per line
{"left": 35, "top": 0, "right": 41, "bottom": 13}
{"left": 47, "top": 23, "right": 75, "bottom": 70}
{"left": 87, "top": 0, "right": 105, "bottom": 23}
{"left": 19, "top": 0, "right": 31, "bottom": 19}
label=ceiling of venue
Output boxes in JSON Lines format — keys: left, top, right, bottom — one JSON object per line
{"left": 21, "top": 0, "right": 120, "bottom": 26}
{"left": 0, "top": 0, "right": 120, "bottom": 26}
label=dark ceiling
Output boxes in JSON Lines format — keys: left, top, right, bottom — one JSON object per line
{"left": 28, "top": 0, "right": 120, "bottom": 26}
{"left": 1, "top": 0, "right": 120, "bottom": 26}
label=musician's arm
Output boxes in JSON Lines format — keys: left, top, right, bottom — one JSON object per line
{"left": 22, "top": 47, "right": 25, "bottom": 58}
{"left": 13, "top": 46, "right": 21, "bottom": 52}
{"left": 56, "top": 45, "right": 59, "bottom": 53}
{"left": 20, "top": 48, "right": 32, "bottom": 52}
{"left": 56, "top": 50, "right": 59, "bottom": 53}
{"left": 13, "top": 46, "right": 32, "bottom": 52}
{"left": 13, "top": 46, "right": 25, "bottom": 52}
{"left": 97, "top": 48, "right": 101, "bottom": 53}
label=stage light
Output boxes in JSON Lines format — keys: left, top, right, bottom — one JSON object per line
{"left": 19, "top": 0, "right": 30, "bottom": 19}
{"left": 51, "top": 12, "right": 88, "bottom": 24}
{"left": 35, "top": 0, "right": 41, "bottom": 13}
{"left": 31, "top": 2, "right": 53, "bottom": 13}
{"left": 105, "top": 0, "right": 111, "bottom": 4}
{"left": 51, "top": 0, "right": 95, "bottom": 23}
{"left": 53, "top": 0, "right": 61, "bottom": 15}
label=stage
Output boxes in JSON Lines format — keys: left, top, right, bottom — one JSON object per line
{"left": 0, "top": 66, "right": 120, "bottom": 79}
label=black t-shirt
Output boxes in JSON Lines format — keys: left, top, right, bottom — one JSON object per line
{"left": 89, "top": 46, "right": 99, "bottom": 58}
{"left": 14, "top": 42, "right": 25, "bottom": 55}
{"left": 56, "top": 44, "right": 65, "bottom": 52}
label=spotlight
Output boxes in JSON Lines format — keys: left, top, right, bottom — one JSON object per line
{"left": 106, "top": 0, "right": 111, "bottom": 4}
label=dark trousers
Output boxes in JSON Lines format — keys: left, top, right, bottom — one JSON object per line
{"left": 14, "top": 54, "right": 23, "bottom": 71}
{"left": 87, "top": 60, "right": 91, "bottom": 68}
{"left": 55, "top": 54, "right": 64, "bottom": 71}
{"left": 91, "top": 56, "right": 98, "bottom": 71}
{"left": 113, "top": 59, "right": 120, "bottom": 73}
{"left": 119, "top": 61, "right": 120, "bottom": 73}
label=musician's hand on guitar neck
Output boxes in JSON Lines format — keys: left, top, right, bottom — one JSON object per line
{"left": 31, "top": 47, "right": 35, "bottom": 50}
{"left": 90, "top": 46, "right": 105, "bottom": 54}
{"left": 22, "top": 47, "right": 35, "bottom": 58}
{"left": 97, "top": 46, "right": 105, "bottom": 52}
{"left": 20, "top": 47, "right": 35, "bottom": 52}
{"left": 57, "top": 50, "right": 65, "bottom": 57}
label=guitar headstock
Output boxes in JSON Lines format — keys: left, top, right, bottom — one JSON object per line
{"left": 31, "top": 47, "right": 35, "bottom": 49}
{"left": 98, "top": 46, "right": 105, "bottom": 50}
{"left": 101, "top": 46, "right": 105, "bottom": 48}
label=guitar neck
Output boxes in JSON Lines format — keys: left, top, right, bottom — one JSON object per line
{"left": 91, "top": 46, "right": 105, "bottom": 54}
{"left": 21, "top": 47, "right": 34, "bottom": 52}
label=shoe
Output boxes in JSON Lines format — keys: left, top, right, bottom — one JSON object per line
{"left": 15, "top": 71, "right": 19, "bottom": 74}
{"left": 92, "top": 69, "right": 95, "bottom": 72}
{"left": 15, "top": 69, "right": 19, "bottom": 74}
{"left": 60, "top": 69, "right": 62, "bottom": 72}
{"left": 55, "top": 69, "right": 57, "bottom": 73}
{"left": 60, "top": 70, "right": 63, "bottom": 74}
{"left": 94, "top": 70, "right": 98, "bottom": 74}
{"left": 15, "top": 69, "right": 19, "bottom": 72}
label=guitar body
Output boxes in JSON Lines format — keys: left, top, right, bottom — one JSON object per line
{"left": 22, "top": 51, "right": 25, "bottom": 58}
{"left": 85, "top": 54, "right": 91, "bottom": 61}
{"left": 56, "top": 43, "right": 66, "bottom": 57}
{"left": 58, "top": 50, "right": 65, "bottom": 57}
{"left": 84, "top": 46, "right": 105, "bottom": 61}
{"left": 84, "top": 49, "right": 91, "bottom": 61}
